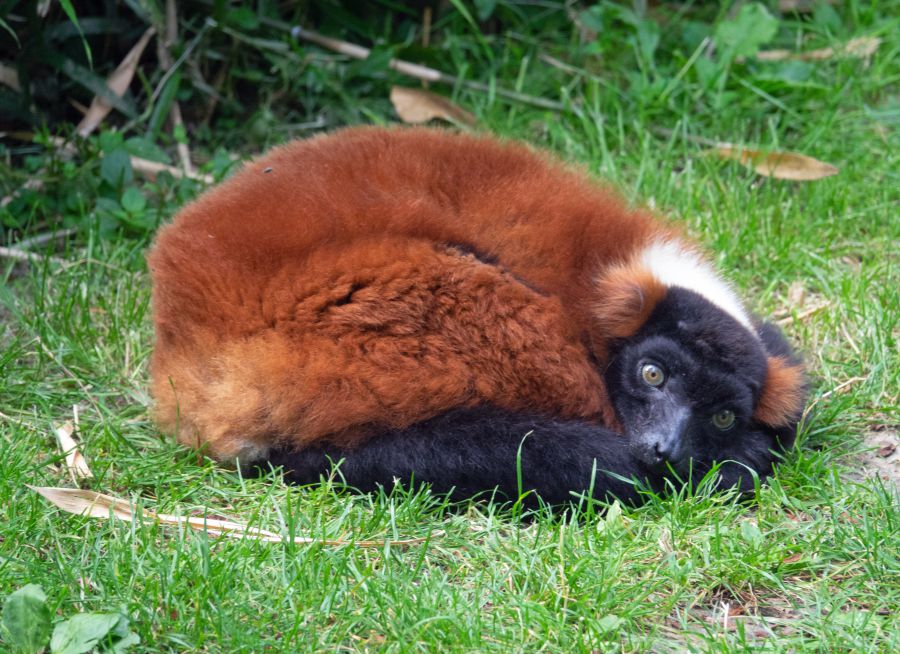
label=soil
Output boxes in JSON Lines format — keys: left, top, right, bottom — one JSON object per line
{"left": 854, "top": 427, "right": 900, "bottom": 488}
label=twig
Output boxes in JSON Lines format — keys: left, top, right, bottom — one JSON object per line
{"left": 288, "top": 24, "right": 565, "bottom": 112}
{"left": 150, "top": 17, "right": 215, "bottom": 105}
{"left": 801, "top": 376, "right": 867, "bottom": 422}
{"left": 840, "top": 323, "right": 862, "bottom": 357}
{"left": 198, "top": 63, "right": 227, "bottom": 128}
{"left": 1, "top": 178, "right": 46, "bottom": 208}
{"left": 775, "top": 302, "right": 830, "bottom": 326}
{"left": 421, "top": 7, "right": 432, "bottom": 89}
{"left": 0, "top": 245, "right": 67, "bottom": 266}
{"left": 12, "top": 228, "right": 77, "bottom": 250}
{"left": 130, "top": 156, "right": 213, "bottom": 184}
{"left": 157, "top": 0, "right": 194, "bottom": 176}
{"left": 539, "top": 53, "right": 586, "bottom": 76}
{"left": 0, "top": 410, "right": 42, "bottom": 432}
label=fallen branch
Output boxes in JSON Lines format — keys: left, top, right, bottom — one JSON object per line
{"left": 130, "top": 156, "right": 213, "bottom": 184}
{"left": 801, "top": 376, "right": 867, "bottom": 422}
{"left": 288, "top": 24, "right": 565, "bottom": 112}
{"left": 775, "top": 302, "right": 830, "bottom": 326}
{"left": 187, "top": 1, "right": 565, "bottom": 113}
{"left": 1, "top": 178, "right": 46, "bottom": 208}
{"left": 30, "top": 486, "right": 437, "bottom": 547}
{"left": 12, "top": 228, "right": 77, "bottom": 250}
{"left": 0, "top": 245, "right": 67, "bottom": 266}
{"left": 756, "top": 36, "right": 880, "bottom": 63}
{"left": 156, "top": 0, "right": 195, "bottom": 176}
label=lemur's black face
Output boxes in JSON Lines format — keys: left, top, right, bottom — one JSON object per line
{"left": 606, "top": 288, "right": 797, "bottom": 491}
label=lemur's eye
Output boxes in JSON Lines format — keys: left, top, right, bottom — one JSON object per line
{"left": 640, "top": 363, "right": 666, "bottom": 387}
{"left": 712, "top": 410, "right": 736, "bottom": 430}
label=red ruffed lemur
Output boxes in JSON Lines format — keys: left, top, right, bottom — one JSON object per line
{"left": 149, "top": 127, "right": 806, "bottom": 505}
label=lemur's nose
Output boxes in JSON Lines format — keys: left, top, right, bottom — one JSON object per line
{"left": 653, "top": 440, "right": 676, "bottom": 461}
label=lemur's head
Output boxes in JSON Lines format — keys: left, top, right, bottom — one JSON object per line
{"left": 594, "top": 240, "right": 806, "bottom": 491}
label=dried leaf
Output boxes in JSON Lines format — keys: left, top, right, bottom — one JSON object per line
{"left": 390, "top": 86, "right": 476, "bottom": 127}
{"left": 0, "top": 61, "right": 20, "bottom": 92}
{"left": 787, "top": 280, "right": 806, "bottom": 307}
{"left": 840, "top": 36, "right": 881, "bottom": 59}
{"left": 76, "top": 27, "right": 156, "bottom": 137}
{"left": 753, "top": 48, "right": 793, "bottom": 62}
{"left": 54, "top": 422, "right": 93, "bottom": 481}
{"left": 757, "top": 36, "right": 880, "bottom": 62}
{"left": 28, "top": 486, "right": 433, "bottom": 547}
{"left": 711, "top": 144, "right": 838, "bottom": 181}
{"left": 657, "top": 527, "right": 673, "bottom": 553}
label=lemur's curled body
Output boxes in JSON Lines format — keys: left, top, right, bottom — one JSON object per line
{"left": 149, "top": 127, "right": 806, "bottom": 503}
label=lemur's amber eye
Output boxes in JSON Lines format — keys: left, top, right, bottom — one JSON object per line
{"left": 712, "top": 410, "right": 736, "bottom": 430}
{"left": 641, "top": 363, "right": 665, "bottom": 387}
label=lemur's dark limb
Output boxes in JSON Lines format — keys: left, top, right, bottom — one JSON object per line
{"left": 263, "top": 407, "right": 658, "bottom": 507}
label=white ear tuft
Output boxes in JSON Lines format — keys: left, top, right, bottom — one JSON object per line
{"left": 638, "top": 239, "right": 754, "bottom": 332}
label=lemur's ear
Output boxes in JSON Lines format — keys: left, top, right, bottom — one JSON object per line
{"left": 593, "top": 262, "right": 666, "bottom": 340}
{"left": 752, "top": 321, "right": 807, "bottom": 430}
{"left": 754, "top": 357, "right": 806, "bottom": 429}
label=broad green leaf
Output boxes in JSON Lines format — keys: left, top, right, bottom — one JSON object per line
{"left": 120, "top": 187, "right": 146, "bottom": 214}
{"left": 109, "top": 615, "right": 140, "bottom": 653}
{"left": 740, "top": 520, "right": 764, "bottom": 547}
{"left": 1, "top": 584, "right": 51, "bottom": 654}
{"left": 715, "top": 3, "right": 778, "bottom": 58}
{"left": 474, "top": 0, "right": 497, "bottom": 21}
{"left": 124, "top": 137, "right": 170, "bottom": 165}
{"left": 49, "top": 54, "right": 136, "bottom": 118}
{"left": 346, "top": 45, "right": 394, "bottom": 79}
{"left": 101, "top": 150, "right": 134, "bottom": 188}
{"left": 597, "top": 615, "right": 624, "bottom": 632}
{"left": 578, "top": 6, "right": 604, "bottom": 32}
{"left": 226, "top": 7, "right": 259, "bottom": 30}
{"left": 50, "top": 613, "right": 120, "bottom": 654}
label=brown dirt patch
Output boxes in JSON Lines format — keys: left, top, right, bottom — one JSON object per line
{"left": 853, "top": 426, "right": 900, "bottom": 488}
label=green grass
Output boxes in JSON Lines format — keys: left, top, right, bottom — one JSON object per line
{"left": 1, "top": 2, "right": 898, "bottom": 652}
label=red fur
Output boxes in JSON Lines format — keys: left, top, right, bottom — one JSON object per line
{"left": 148, "top": 127, "right": 797, "bottom": 460}
{"left": 592, "top": 261, "right": 668, "bottom": 359}
{"left": 755, "top": 356, "right": 806, "bottom": 427}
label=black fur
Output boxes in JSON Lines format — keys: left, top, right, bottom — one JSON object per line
{"left": 263, "top": 288, "right": 803, "bottom": 504}
{"left": 265, "top": 407, "right": 659, "bottom": 507}
{"left": 605, "top": 288, "right": 798, "bottom": 491}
